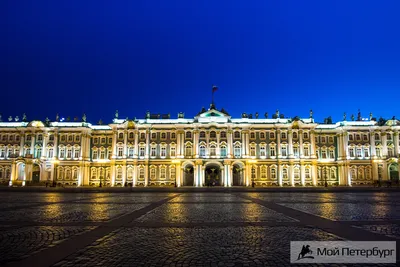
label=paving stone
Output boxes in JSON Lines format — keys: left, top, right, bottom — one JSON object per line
{"left": 0, "top": 226, "right": 94, "bottom": 265}
{"left": 136, "top": 203, "right": 296, "bottom": 223}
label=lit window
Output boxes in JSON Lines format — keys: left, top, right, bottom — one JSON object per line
{"left": 349, "top": 148, "right": 355, "bottom": 157}
{"left": 74, "top": 148, "right": 80, "bottom": 159}
{"left": 150, "top": 147, "right": 156, "bottom": 157}
{"left": 234, "top": 145, "right": 241, "bottom": 158}
{"left": 260, "top": 146, "right": 266, "bottom": 157}
{"left": 139, "top": 147, "right": 145, "bottom": 157}
{"left": 220, "top": 146, "right": 227, "bottom": 157}
{"left": 260, "top": 166, "right": 267, "bottom": 178}
{"left": 269, "top": 132, "right": 275, "bottom": 139}
{"left": 160, "top": 146, "right": 166, "bottom": 157}
{"left": 199, "top": 145, "right": 206, "bottom": 157}
{"left": 364, "top": 148, "right": 369, "bottom": 157}
{"left": 356, "top": 148, "right": 362, "bottom": 158}
{"left": 170, "top": 146, "right": 176, "bottom": 157}
{"left": 160, "top": 167, "right": 166, "bottom": 179}
{"left": 270, "top": 146, "right": 276, "bottom": 157}
{"left": 281, "top": 146, "right": 287, "bottom": 157}
{"left": 271, "top": 168, "right": 276, "bottom": 179}
{"left": 150, "top": 168, "right": 156, "bottom": 180}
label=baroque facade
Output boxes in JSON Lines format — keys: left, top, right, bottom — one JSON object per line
{"left": 0, "top": 104, "right": 399, "bottom": 187}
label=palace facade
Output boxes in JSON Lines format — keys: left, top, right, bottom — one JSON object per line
{"left": 0, "top": 104, "right": 399, "bottom": 187}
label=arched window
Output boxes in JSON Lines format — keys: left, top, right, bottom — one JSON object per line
{"left": 220, "top": 131, "right": 226, "bottom": 138}
{"left": 185, "top": 143, "right": 192, "bottom": 157}
{"left": 234, "top": 131, "right": 240, "bottom": 138}
{"left": 129, "top": 132, "right": 134, "bottom": 139}
{"left": 186, "top": 131, "right": 192, "bottom": 139}
{"left": 220, "top": 145, "right": 227, "bottom": 157}
{"left": 234, "top": 144, "right": 241, "bottom": 158}
{"left": 118, "top": 133, "right": 124, "bottom": 139}
{"left": 199, "top": 131, "right": 205, "bottom": 138}
{"left": 209, "top": 143, "right": 216, "bottom": 156}
{"left": 199, "top": 145, "right": 206, "bottom": 157}
{"left": 260, "top": 166, "right": 267, "bottom": 178}
{"left": 210, "top": 131, "right": 216, "bottom": 138}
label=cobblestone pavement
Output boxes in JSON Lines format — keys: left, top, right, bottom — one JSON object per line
{"left": 0, "top": 191, "right": 398, "bottom": 266}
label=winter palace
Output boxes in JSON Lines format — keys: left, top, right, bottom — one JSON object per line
{"left": 0, "top": 104, "right": 399, "bottom": 187}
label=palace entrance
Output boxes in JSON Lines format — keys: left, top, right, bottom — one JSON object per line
{"left": 232, "top": 163, "right": 244, "bottom": 186}
{"left": 32, "top": 164, "right": 41, "bottom": 183}
{"left": 205, "top": 164, "right": 221, "bottom": 186}
{"left": 389, "top": 163, "right": 399, "bottom": 182}
{"left": 183, "top": 165, "right": 194, "bottom": 186}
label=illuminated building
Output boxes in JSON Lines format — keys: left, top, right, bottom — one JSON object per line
{"left": 0, "top": 105, "right": 399, "bottom": 187}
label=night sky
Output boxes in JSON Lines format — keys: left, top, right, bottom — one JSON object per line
{"left": 1, "top": 1, "right": 400, "bottom": 124}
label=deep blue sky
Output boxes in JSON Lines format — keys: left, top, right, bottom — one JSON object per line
{"left": 1, "top": 1, "right": 400, "bottom": 123}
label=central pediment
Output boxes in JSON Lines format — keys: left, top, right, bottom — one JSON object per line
{"left": 195, "top": 105, "right": 231, "bottom": 123}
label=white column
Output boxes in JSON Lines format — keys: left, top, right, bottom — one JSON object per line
{"left": 312, "top": 165, "right": 318, "bottom": 186}
{"left": 277, "top": 164, "right": 282, "bottom": 186}
{"left": 132, "top": 165, "right": 137, "bottom": 187}
{"left": 19, "top": 133, "right": 25, "bottom": 156}
{"left": 224, "top": 164, "right": 229, "bottom": 187}
{"left": 111, "top": 165, "right": 116, "bottom": 186}
{"left": 277, "top": 130, "right": 281, "bottom": 158}
{"left": 80, "top": 134, "right": 85, "bottom": 159}
{"left": 194, "top": 165, "right": 199, "bottom": 187}
{"left": 112, "top": 130, "right": 117, "bottom": 159}
{"left": 310, "top": 131, "right": 316, "bottom": 158}
{"left": 30, "top": 134, "right": 35, "bottom": 156}
{"left": 193, "top": 130, "right": 198, "bottom": 157}
{"left": 241, "top": 131, "right": 246, "bottom": 157}
{"left": 144, "top": 164, "right": 149, "bottom": 186}
{"left": 54, "top": 131, "right": 59, "bottom": 158}
{"left": 289, "top": 164, "right": 294, "bottom": 186}
{"left": 382, "top": 132, "right": 387, "bottom": 157}
{"left": 371, "top": 131, "right": 376, "bottom": 157}
{"left": 229, "top": 165, "right": 233, "bottom": 186}
{"left": 145, "top": 130, "right": 150, "bottom": 159}
{"left": 228, "top": 130, "right": 233, "bottom": 158}
{"left": 41, "top": 133, "right": 48, "bottom": 160}
{"left": 246, "top": 132, "right": 250, "bottom": 157}
{"left": 216, "top": 131, "right": 220, "bottom": 157}
{"left": 288, "top": 131, "right": 293, "bottom": 158}
{"left": 123, "top": 130, "right": 128, "bottom": 158}
{"left": 393, "top": 132, "right": 399, "bottom": 156}
{"left": 299, "top": 130, "right": 304, "bottom": 158}
{"left": 300, "top": 164, "right": 305, "bottom": 186}
{"left": 122, "top": 164, "right": 127, "bottom": 186}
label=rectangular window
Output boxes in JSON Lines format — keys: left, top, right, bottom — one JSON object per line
{"left": 356, "top": 148, "right": 362, "bottom": 158}
{"left": 282, "top": 168, "right": 288, "bottom": 179}
{"left": 293, "top": 147, "right": 299, "bottom": 157}
{"left": 100, "top": 150, "right": 105, "bottom": 159}
{"left": 260, "top": 146, "right": 266, "bottom": 157}
{"left": 328, "top": 136, "right": 334, "bottom": 143}
{"left": 68, "top": 135, "right": 73, "bottom": 142}
{"left": 305, "top": 168, "right": 310, "bottom": 178}
{"left": 160, "top": 168, "right": 166, "bottom": 179}
{"left": 150, "top": 168, "right": 156, "bottom": 180}
{"left": 118, "top": 147, "right": 123, "bottom": 157}
{"left": 363, "top": 134, "right": 368, "bottom": 141}
{"left": 170, "top": 147, "right": 176, "bottom": 157}
{"left": 349, "top": 148, "right": 355, "bottom": 157}
{"left": 281, "top": 146, "right": 287, "bottom": 157}
{"left": 48, "top": 148, "right": 54, "bottom": 158}
{"left": 75, "top": 135, "right": 80, "bottom": 142}
{"left": 60, "top": 148, "right": 65, "bottom": 159}
{"left": 161, "top": 147, "right": 166, "bottom": 157}
{"left": 271, "top": 168, "right": 276, "bottom": 179}
{"left": 220, "top": 147, "right": 227, "bottom": 157}
{"left": 269, "top": 132, "right": 275, "bottom": 139}
{"left": 67, "top": 149, "right": 72, "bottom": 158}
{"left": 364, "top": 148, "right": 369, "bottom": 157}
{"left": 139, "top": 168, "right": 145, "bottom": 179}
{"left": 151, "top": 147, "right": 156, "bottom": 157}
{"left": 329, "top": 150, "right": 334, "bottom": 159}
{"left": 250, "top": 146, "right": 256, "bottom": 157}
{"left": 270, "top": 146, "right": 275, "bottom": 157}
{"left": 170, "top": 167, "right": 176, "bottom": 179}
{"left": 74, "top": 149, "right": 80, "bottom": 159}
{"left": 388, "top": 148, "right": 394, "bottom": 157}
{"left": 185, "top": 146, "right": 192, "bottom": 157}
{"left": 321, "top": 137, "right": 326, "bottom": 143}
{"left": 128, "top": 148, "right": 134, "bottom": 158}
{"left": 234, "top": 146, "right": 241, "bottom": 158}
{"left": 321, "top": 150, "right": 327, "bottom": 159}
{"left": 304, "top": 146, "right": 309, "bottom": 157}
{"left": 376, "top": 148, "right": 381, "bottom": 157}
